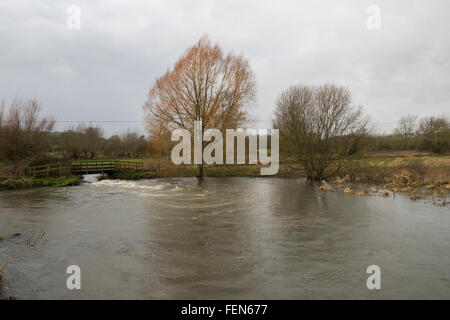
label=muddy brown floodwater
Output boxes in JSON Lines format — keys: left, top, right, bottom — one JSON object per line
{"left": 0, "top": 177, "right": 449, "bottom": 299}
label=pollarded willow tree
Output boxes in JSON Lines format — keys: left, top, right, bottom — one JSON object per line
{"left": 274, "top": 84, "right": 370, "bottom": 181}
{"left": 143, "top": 36, "right": 256, "bottom": 177}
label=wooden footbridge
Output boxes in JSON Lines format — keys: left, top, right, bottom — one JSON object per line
{"left": 28, "top": 160, "right": 144, "bottom": 177}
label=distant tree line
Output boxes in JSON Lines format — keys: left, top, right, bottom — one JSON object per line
{"left": 54, "top": 125, "right": 148, "bottom": 159}
{"left": 364, "top": 115, "right": 450, "bottom": 154}
{"left": 0, "top": 98, "right": 55, "bottom": 166}
{"left": 1, "top": 98, "right": 148, "bottom": 170}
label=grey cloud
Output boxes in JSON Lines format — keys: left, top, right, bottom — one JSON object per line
{"left": 0, "top": 0, "right": 449, "bottom": 135}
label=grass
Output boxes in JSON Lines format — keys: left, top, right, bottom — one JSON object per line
{"left": 0, "top": 236, "right": 3, "bottom": 242}
{"left": 0, "top": 175, "right": 80, "bottom": 191}
{"left": 141, "top": 158, "right": 305, "bottom": 178}
{"left": 107, "top": 170, "right": 151, "bottom": 180}
{"left": 330, "top": 152, "right": 450, "bottom": 202}
{"left": 71, "top": 158, "right": 144, "bottom": 164}
{"left": 337, "top": 153, "right": 450, "bottom": 183}
{"left": 30, "top": 175, "right": 81, "bottom": 187}
{"left": 205, "top": 165, "right": 261, "bottom": 177}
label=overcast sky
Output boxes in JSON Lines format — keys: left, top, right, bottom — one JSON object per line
{"left": 1, "top": 0, "right": 449, "bottom": 136}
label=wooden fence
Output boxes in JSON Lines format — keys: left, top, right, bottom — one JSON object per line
{"left": 28, "top": 160, "right": 144, "bottom": 177}
{"left": 27, "top": 163, "right": 71, "bottom": 177}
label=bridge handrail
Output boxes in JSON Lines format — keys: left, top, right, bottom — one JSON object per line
{"left": 28, "top": 159, "right": 144, "bottom": 176}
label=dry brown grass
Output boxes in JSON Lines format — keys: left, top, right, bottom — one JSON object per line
{"left": 333, "top": 154, "right": 450, "bottom": 201}
{"left": 344, "top": 187, "right": 355, "bottom": 194}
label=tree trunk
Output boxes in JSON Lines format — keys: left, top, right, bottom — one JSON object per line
{"left": 198, "top": 164, "right": 204, "bottom": 178}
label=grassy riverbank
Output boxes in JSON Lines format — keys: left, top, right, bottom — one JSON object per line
{"left": 0, "top": 175, "right": 80, "bottom": 191}
{"left": 142, "top": 158, "right": 305, "bottom": 178}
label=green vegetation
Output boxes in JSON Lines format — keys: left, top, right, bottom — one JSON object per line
{"left": 30, "top": 175, "right": 81, "bottom": 187}
{"left": 0, "top": 236, "right": 4, "bottom": 242}
{"left": 108, "top": 170, "right": 151, "bottom": 180}
{"left": 205, "top": 165, "right": 261, "bottom": 177}
{"left": 0, "top": 175, "right": 80, "bottom": 191}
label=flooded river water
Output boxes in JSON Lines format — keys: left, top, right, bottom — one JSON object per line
{"left": 0, "top": 177, "right": 449, "bottom": 299}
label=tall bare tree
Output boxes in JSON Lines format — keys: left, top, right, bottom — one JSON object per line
{"left": 143, "top": 35, "right": 256, "bottom": 176}
{"left": 416, "top": 116, "right": 450, "bottom": 153}
{"left": 274, "top": 84, "right": 370, "bottom": 180}
{"left": 395, "top": 114, "right": 418, "bottom": 140}
{"left": 0, "top": 98, "right": 55, "bottom": 165}
{"left": 60, "top": 124, "right": 104, "bottom": 159}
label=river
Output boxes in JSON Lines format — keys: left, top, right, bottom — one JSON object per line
{"left": 0, "top": 177, "right": 449, "bottom": 299}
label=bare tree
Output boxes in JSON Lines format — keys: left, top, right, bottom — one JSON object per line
{"left": 0, "top": 98, "right": 55, "bottom": 165}
{"left": 104, "top": 134, "right": 122, "bottom": 158}
{"left": 0, "top": 100, "right": 4, "bottom": 143}
{"left": 146, "top": 122, "right": 173, "bottom": 158}
{"left": 274, "top": 84, "right": 370, "bottom": 180}
{"left": 395, "top": 114, "right": 418, "bottom": 140}
{"left": 143, "top": 35, "right": 256, "bottom": 176}
{"left": 83, "top": 124, "right": 104, "bottom": 158}
{"left": 416, "top": 116, "right": 450, "bottom": 153}
{"left": 60, "top": 124, "right": 104, "bottom": 159}
{"left": 120, "top": 129, "right": 147, "bottom": 158}
{"left": 0, "top": 100, "right": 4, "bottom": 130}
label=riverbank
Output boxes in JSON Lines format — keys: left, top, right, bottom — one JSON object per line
{"left": 0, "top": 153, "right": 448, "bottom": 203}
{"left": 0, "top": 175, "right": 80, "bottom": 191}
{"left": 141, "top": 153, "right": 449, "bottom": 204}
{"left": 141, "top": 158, "right": 305, "bottom": 178}
{"left": 325, "top": 152, "right": 449, "bottom": 205}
